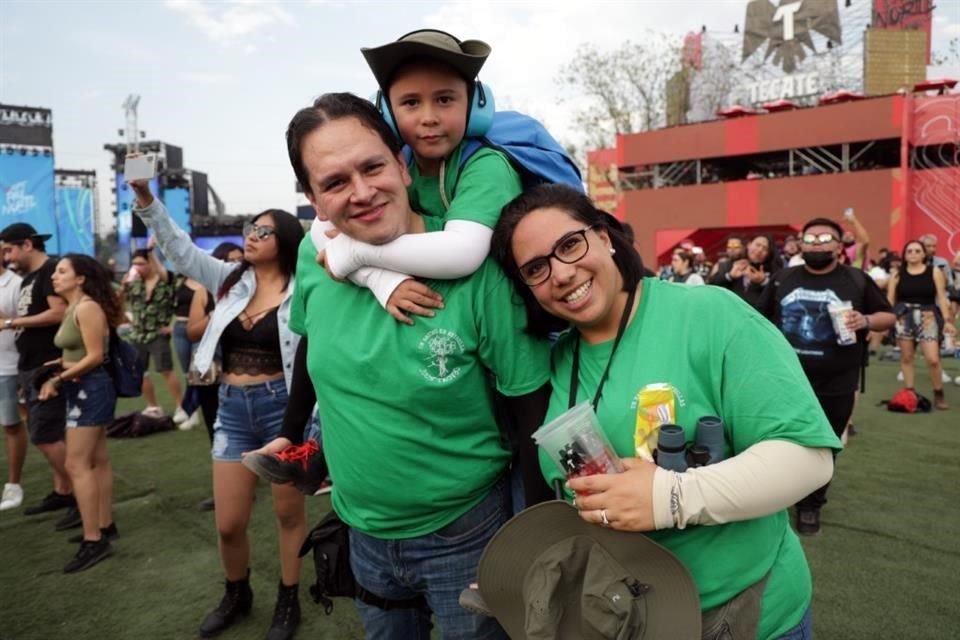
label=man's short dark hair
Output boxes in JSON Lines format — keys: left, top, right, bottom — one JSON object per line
{"left": 802, "top": 217, "right": 843, "bottom": 239}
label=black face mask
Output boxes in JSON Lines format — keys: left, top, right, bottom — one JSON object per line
{"left": 802, "top": 250, "right": 836, "bottom": 270}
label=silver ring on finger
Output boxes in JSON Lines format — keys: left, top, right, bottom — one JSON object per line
{"left": 601, "top": 509, "right": 610, "bottom": 526}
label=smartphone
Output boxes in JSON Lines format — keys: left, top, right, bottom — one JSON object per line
{"left": 125, "top": 154, "right": 159, "bottom": 181}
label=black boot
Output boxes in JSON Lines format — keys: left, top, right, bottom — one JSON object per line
{"left": 266, "top": 581, "right": 300, "bottom": 640}
{"left": 199, "top": 571, "right": 253, "bottom": 638}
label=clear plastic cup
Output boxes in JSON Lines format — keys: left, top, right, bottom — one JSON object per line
{"left": 827, "top": 300, "right": 857, "bottom": 345}
{"left": 533, "top": 402, "right": 623, "bottom": 493}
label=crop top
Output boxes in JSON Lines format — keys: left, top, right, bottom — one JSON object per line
{"left": 220, "top": 306, "right": 283, "bottom": 376}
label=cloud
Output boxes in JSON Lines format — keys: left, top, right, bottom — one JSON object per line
{"left": 179, "top": 71, "right": 234, "bottom": 85}
{"left": 165, "top": 0, "right": 294, "bottom": 42}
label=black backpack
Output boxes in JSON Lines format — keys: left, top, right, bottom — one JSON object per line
{"left": 108, "top": 330, "right": 144, "bottom": 398}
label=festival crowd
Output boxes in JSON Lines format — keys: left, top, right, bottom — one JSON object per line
{"left": 2, "top": 28, "right": 958, "bottom": 640}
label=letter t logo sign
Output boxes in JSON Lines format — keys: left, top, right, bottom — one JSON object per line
{"left": 773, "top": 1, "right": 803, "bottom": 42}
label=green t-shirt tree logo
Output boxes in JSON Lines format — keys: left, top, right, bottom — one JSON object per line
{"left": 418, "top": 328, "right": 465, "bottom": 384}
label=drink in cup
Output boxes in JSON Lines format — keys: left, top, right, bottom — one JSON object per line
{"left": 827, "top": 300, "right": 857, "bottom": 346}
{"left": 533, "top": 402, "right": 623, "bottom": 495}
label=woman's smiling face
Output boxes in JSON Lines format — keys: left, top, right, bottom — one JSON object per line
{"left": 510, "top": 206, "right": 623, "bottom": 336}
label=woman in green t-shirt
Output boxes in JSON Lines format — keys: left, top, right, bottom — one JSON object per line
{"left": 491, "top": 185, "right": 842, "bottom": 639}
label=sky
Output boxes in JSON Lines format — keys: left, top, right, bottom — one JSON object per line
{"left": 2, "top": 0, "right": 958, "bottom": 234}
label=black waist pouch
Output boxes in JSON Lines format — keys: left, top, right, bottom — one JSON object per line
{"left": 299, "top": 510, "right": 429, "bottom": 615}
{"left": 299, "top": 510, "right": 356, "bottom": 614}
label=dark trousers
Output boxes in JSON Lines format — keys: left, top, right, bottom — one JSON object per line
{"left": 196, "top": 384, "right": 220, "bottom": 444}
{"left": 796, "top": 391, "right": 855, "bottom": 511}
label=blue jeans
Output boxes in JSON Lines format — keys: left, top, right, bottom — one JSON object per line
{"left": 349, "top": 477, "right": 511, "bottom": 640}
{"left": 778, "top": 607, "right": 813, "bottom": 640}
{"left": 172, "top": 320, "right": 200, "bottom": 416}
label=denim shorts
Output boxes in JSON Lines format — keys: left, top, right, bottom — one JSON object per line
{"left": 895, "top": 308, "right": 939, "bottom": 343}
{"left": 349, "top": 476, "right": 511, "bottom": 640}
{"left": 211, "top": 378, "right": 288, "bottom": 462}
{"left": 64, "top": 367, "right": 117, "bottom": 428}
{"left": 0, "top": 374, "right": 20, "bottom": 426}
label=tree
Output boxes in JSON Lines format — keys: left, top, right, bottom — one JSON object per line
{"left": 557, "top": 33, "right": 681, "bottom": 151}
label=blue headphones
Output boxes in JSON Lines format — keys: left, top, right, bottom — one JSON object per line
{"left": 373, "top": 79, "right": 495, "bottom": 140}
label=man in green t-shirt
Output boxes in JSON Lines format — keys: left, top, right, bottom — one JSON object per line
{"left": 276, "top": 94, "right": 550, "bottom": 639}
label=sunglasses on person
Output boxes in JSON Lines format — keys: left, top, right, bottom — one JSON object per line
{"left": 518, "top": 225, "right": 596, "bottom": 286}
{"left": 243, "top": 223, "right": 276, "bottom": 241}
{"left": 801, "top": 232, "right": 838, "bottom": 246}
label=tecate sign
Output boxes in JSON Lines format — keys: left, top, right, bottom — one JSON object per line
{"left": 745, "top": 72, "right": 821, "bottom": 102}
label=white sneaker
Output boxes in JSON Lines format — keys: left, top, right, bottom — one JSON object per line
{"left": 897, "top": 371, "right": 904, "bottom": 382}
{"left": 172, "top": 407, "right": 189, "bottom": 424}
{"left": 955, "top": 376, "right": 960, "bottom": 386}
{"left": 142, "top": 406, "right": 164, "bottom": 418}
{"left": 942, "top": 371, "right": 951, "bottom": 384}
{"left": 0, "top": 483, "right": 23, "bottom": 511}
{"left": 178, "top": 411, "right": 200, "bottom": 431}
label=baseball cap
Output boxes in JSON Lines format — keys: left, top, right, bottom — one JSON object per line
{"left": 0, "top": 223, "right": 52, "bottom": 244}
{"left": 361, "top": 29, "right": 491, "bottom": 91}
{"left": 478, "top": 502, "right": 701, "bottom": 640}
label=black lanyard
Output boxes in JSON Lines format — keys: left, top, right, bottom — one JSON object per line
{"left": 568, "top": 286, "right": 637, "bottom": 411}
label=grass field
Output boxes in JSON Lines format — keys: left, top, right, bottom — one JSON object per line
{"left": 1, "top": 357, "right": 958, "bottom": 640}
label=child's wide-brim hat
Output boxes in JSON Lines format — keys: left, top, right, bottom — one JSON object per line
{"left": 478, "top": 502, "right": 701, "bottom": 640}
{"left": 362, "top": 29, "right": 491, "bottom": 91}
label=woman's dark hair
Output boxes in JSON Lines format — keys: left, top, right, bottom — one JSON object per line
{"left": 286, "top": 92, "right": 402, "bottom": 197}
{"left": 749, "top": 233, "right": 779, "bottom": 274}
{"left": 491, "top": 184, "right": 645, "bottom": 337}
{"left": 62, "top": 254, "right": 124, "bottom": 327}
{"left": 131, "top": 249, "right": 150, "bottom": 261}
{"left": 217, "top": 210, "right": 304, "bottom": 299}
{"left": 211, "top": 242, "right": 243, "bottom": 261}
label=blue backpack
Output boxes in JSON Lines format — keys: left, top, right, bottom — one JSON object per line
{"left": 400, "top": 110, "right": 584, "bottom": 209}
{"left": 460, "top": 110, "right": 584, "bottom": 192}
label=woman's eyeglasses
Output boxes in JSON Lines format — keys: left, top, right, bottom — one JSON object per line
{"left": 801, "top": 233, "right": 837, "bottom": 246}
{"left": 243, "top": 223, "right": 276, "bottom": 241}
{"left": 518, "top": 225, "right": 595, "bottom": 286}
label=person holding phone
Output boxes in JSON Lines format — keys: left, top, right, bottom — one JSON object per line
{"left": 127, "top": 173, "right": 307, "bottom": 640}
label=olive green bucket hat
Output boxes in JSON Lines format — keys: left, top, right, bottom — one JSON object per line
{"left": 478, "top": 502, "right": 701, "bottom": 640}
{"left": 361, "top": 28, "right": 491, "bottom": 91}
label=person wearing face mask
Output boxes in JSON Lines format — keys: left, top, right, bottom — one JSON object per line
{"left": 756, "top": 218, "right": 894, "bottom": 535}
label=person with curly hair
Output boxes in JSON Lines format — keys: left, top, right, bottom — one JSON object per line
{"left": 39, "top": 255, "right": 123, "bottom": 572}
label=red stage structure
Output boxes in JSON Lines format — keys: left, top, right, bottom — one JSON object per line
{"left": 605, "top": 92, "right": 959, "bottom": 267}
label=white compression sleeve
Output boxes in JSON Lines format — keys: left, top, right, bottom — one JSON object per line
{"left": 322, "top": 219, "right": 493, "bottom": 280}
{"left": 310, "top": 218, "right": 410, "bottom": 309}
{"left": 651, "top": 440, "right": 834, "bottom": 530}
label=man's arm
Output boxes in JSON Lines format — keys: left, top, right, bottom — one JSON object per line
{"left": 7, "top": 295, "right": 66, "bottom": 330}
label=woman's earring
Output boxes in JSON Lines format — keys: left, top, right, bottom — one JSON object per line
{"left": 609, "top": 248, "right": 616, "bottom": 255}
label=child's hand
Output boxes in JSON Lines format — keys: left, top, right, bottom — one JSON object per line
{"left": 386, "top": 279, "right": 444, "bottom": 325}
{"left": 316, "top": 249, "right": 347, "bottom": 283}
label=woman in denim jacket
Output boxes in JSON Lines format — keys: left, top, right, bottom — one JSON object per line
{"left": 130, "top": 179, "right": 307, "bottom": 640}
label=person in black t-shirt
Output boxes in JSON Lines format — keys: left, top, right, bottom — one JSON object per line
{"left": 0, "top": 223, "right": 75, "bottom": 522}
{"left": 887, "top": 240, "right": 956, "bottom": 410}
{"left": 757, "top": 217, "right": 894, "bottom": 536}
